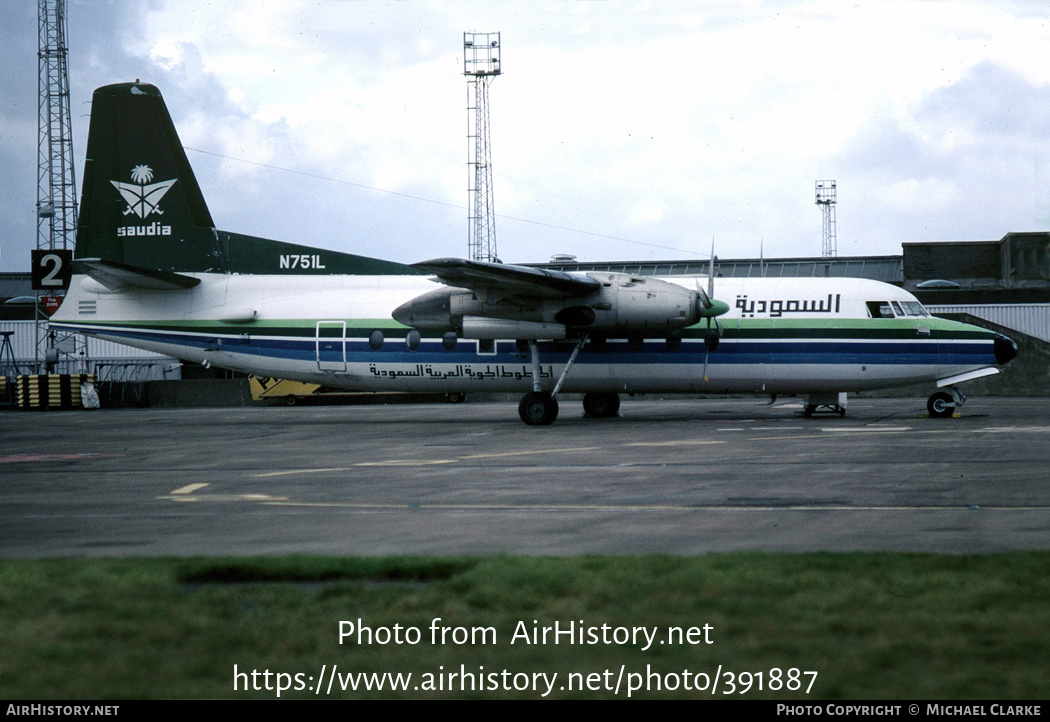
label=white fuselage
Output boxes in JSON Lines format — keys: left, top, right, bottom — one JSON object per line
{"left": 50, "top": 272, "right": 1003, "bottom": 396}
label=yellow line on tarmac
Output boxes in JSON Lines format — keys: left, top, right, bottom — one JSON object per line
{"left": 253, "top": 467, "right": 360, "bottom": 478}
{"left": 261, "top": 501, "right": 700, "bottom": 511}
{"left": 745, "top": 427, "right": 983, "bottom": 442}
{"left": 819, "top": 427, "right": 912, "bottom": 433}
{"left": 159, "top": 493, "right": 289, "bottom": 503}
{"left": 253, "top": 446, "right": 603, "bottom": 476}
{"left": 745, "top": 433, "right": 829, "bottom": 441}
{"left": 747, "top": 429, "right": 916, "bottom": 441}
{"left": 974, "top": 426, "right": 1050, "bottom": 433}
{"left": 255, "top": 500, "right": 1050, "bottom": 512}
{"left": 354, "top": 460, "right": 459, "bottom": 467}
{"left": 464, "top": 446, "right": 599, "bottom": 459}
{"left": 624, "top": 440, "right": 725, "bottom": 447}
{"left": 255, "top": 461, "right": 456, "bottom": 476}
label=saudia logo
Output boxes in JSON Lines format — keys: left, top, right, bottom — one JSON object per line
{"left": 111, "top": 165, "right": 177, "bottom": 237}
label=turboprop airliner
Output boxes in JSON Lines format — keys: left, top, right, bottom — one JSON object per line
{"left": 48, "top": 82, "right": 1018, "bottom": 425}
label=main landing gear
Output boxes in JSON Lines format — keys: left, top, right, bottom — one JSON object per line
{"left": 518, "top": 390, "right": 622, "bottom": 425}
{"left": 519, "top": 336, "right": 621, "bottom": 426}
{"left": 519, "top": 391, "right": 559, "bottom": 426}
{"left": 583, "top": 392, "right": 620, "bottom": 418}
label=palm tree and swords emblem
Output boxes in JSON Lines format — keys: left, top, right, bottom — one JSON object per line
{"left": 110, "top": 165, "right": 177, "bottom": 218}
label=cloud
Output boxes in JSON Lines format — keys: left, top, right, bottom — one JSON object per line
{"left": 835, "top": 61, "right": 1049, "bottom": 244}
{"left": 0, "top": 0, "right": 162, "bottom": 270}
{"left": 3, "top": 1, "right": 1049, "bottom": 271}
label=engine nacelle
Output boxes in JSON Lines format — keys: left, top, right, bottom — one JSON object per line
{"left": 392, "top": 287, "right": 542, "bottom": 331}
{"left": 391, "top": 272, "right": 709, "bottom": 338}
{"left": 461, "top": 317, "right": 567, "bottom": 340}
{"left": 391, "top": 287, "right": 456, "bottom": 330}
{"left": 585, "top": 273, "right": 701, "bottom": 330}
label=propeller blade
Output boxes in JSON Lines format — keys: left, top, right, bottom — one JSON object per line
{"left": 695, "top": 278, "right": 712, "bottom": 310}
{"left": 702, "top": 240, "right": 721, "bottom": 383}
{"left": 695, "top": 270, "right": 730, "bottom": 318}
{"left": 702, "top": 316, "right": 720, "bottom": 381}
{"left": 704, "top": 322, "right": 720, "bottom": 352}
{"left": 708, "top": 237, "right": 716, "bottom": 300}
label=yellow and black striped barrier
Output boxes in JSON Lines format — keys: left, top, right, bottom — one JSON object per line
{"left": 13, "top": 374, "right": 96, "bottom": 410}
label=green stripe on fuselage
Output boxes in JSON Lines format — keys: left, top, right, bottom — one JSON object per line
{"left": 62, "top": 316, "right": 992, "bottom": 341}
{"left": 714, "top": 317, "right": 992, "bottom": 340}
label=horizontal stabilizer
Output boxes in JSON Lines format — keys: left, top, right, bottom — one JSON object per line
{"left": 413, "top": 257, "right": 600, "bottom": 299}
{"left": 75, "top": 258, "right": 201, "bottom": 291}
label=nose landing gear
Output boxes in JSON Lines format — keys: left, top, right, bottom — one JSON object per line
{"left": 927, "top": 387, "right": 964, "bottom": 418}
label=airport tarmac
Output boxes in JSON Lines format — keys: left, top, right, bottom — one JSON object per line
{"left": 1, "top": 396, "right": 1048, "bottom": 556}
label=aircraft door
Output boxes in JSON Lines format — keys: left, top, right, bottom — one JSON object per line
{"left": 316, "top": 321, "right": 347, "bottom": 372}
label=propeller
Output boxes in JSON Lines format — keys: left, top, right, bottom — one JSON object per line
{"left": 697, "top": 240, "right": 727, "bottom": 382}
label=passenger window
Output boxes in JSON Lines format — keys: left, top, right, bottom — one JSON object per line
{"left": 866, "top": 301, "right": 895, "bottom": 318}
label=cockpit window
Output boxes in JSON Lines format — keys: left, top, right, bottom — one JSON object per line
{"left": 901, "top": 301, "right": 929, "bottom": 317}
{"left": 866, "top": 300, "right": 930, "bottom": 318}
{"left": 866, "top": 301, "right": 895, "bottom": 319}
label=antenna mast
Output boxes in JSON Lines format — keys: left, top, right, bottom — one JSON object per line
{"left": 815, "top": 180, "right": 837, "bottom": 258}
{"left": 36, "top": 0, "right": 79, "bottom": 371}
{"left": 464, "top": 31, "right": 501, "bottom": 262}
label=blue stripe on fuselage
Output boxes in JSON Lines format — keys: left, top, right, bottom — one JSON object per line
{"left": 54, "top": 324, "right": 999, "bottom": 368}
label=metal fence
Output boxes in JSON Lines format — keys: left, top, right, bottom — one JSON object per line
{"left": 0, "top": 321, "right": 180, "bottom": 380}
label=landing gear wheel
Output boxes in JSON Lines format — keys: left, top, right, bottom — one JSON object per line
{"left": 927, "top": 391, "right": 956, "bottom": 418}
{"left": 583, "top": 392, "right": 620, "bottom": 418}
{"left": 519, "top": 392, "right": 559, "bottom": 426}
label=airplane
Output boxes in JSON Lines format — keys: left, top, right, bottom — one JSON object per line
{"left": 48, "top": 82, "right": 1018, "bottom": 425}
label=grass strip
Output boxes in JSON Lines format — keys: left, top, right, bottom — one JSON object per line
{"left": 1, "top": 553, "right": 1047, "bottom": 699}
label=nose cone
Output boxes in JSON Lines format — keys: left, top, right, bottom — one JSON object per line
{"left": 994, "top": 333, "right": 1018, "bottom": 366}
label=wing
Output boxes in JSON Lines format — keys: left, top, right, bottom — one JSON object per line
{"left": 412, "top": 257, "right": 600, "bottom": 300}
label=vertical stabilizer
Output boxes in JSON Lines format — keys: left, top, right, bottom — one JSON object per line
{"left": 75, "top": 82, "right": 422, "bottom": 278}
{"left": 76, "top": 82, "right": 220, "bottom": 272}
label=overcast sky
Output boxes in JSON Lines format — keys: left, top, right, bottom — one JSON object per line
{"left": 1, "top": 0, "right": 1048, "bottom": 273}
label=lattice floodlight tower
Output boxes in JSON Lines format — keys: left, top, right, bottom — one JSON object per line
{"left": 37, "top": 0, "right": 79, "bottom": 371}
{"left": 464, "top": 32, "right": 501, "bottom": 263}
{"left": 815, "top": 180, "right": 837, "bottom": 258}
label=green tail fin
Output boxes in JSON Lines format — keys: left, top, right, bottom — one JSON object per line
{"left": 77, "top": 83, "right": 219, "bottom": 272}
{"left": 76, "top": 82, "right": 419, "bottom": 277}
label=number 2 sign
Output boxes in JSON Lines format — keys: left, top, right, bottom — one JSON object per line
{"left": 31, "top": 249, "right": 73, "bottom": 290}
